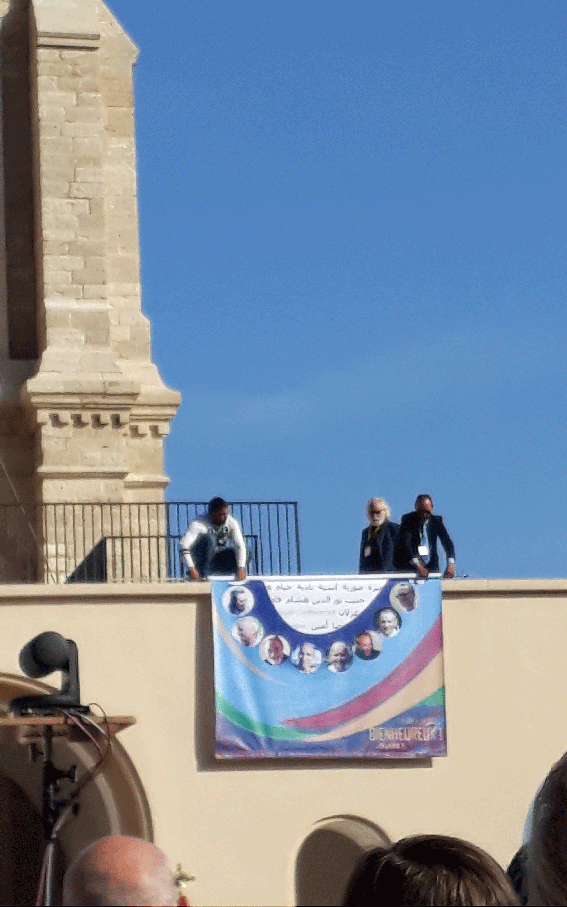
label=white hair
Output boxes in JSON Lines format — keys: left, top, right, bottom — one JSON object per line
{"left": 366, "top": 497, "right": 391, "bottom": 520}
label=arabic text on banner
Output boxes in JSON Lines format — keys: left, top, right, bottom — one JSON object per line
{"left": 212, "top": 575, "right": 446, "bottom": 759}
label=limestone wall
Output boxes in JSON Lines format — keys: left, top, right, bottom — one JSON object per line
{"left": 0, "top": 0, "right": 179, "bottom": 511}
{"left": 0, "top": 0, "right": 180, "bottom": 579}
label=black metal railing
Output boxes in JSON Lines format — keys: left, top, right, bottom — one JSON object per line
{"left": 0, "top": 501, "right": 301, "bottom": 584}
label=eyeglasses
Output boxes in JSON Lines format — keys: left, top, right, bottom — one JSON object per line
{"left": 370, "top": 509, "right": 383, "bottom": 515}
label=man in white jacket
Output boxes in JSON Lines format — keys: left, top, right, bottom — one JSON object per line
{"left": 181, "top": 497, "right": 247, "bottom": 581}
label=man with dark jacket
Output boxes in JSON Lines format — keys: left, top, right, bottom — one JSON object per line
{"left": 359, "top": 498, "right": 399, "bottom": 574}
{"left": 395, "top": 494, "right": 455, "bottom": 578}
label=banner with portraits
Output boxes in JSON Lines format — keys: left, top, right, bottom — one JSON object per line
{"left": 212, "top": 575, "right": 446, "bottom": 759}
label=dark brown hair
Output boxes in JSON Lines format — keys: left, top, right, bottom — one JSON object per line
{"left": 527, "top": 750, "right": 567, "bottom": 905}
{"left": 208, "top": 496, "right": 228, "bottom": 513}
{"left": 343, "top": 834, "right": 519, "bottom": 906}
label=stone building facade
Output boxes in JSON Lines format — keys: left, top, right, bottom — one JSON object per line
{"left": 0, "top": 0, "right": 180, "bottom": 579}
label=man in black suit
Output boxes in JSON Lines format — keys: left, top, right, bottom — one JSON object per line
{"left": 359, "top": 498, "right": 399, "bottom": 573}
{"left": 395, "top": 494, "right": 455, "bottom": 578}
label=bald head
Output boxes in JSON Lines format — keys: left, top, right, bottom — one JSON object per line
{"left": 62, "top": 836, "right": 185, "bottom": 907}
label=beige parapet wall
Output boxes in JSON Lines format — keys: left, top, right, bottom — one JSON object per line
{"left": 0, "top": 577, "right": 564, "bottom": 906}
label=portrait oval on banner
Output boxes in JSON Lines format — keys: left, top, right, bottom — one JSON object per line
{"left": 291, "top": 642, "right": 322, "bottom": 674}
{"left": 353, "top": 629, "right": 382, "bottom": 660}
{"left": 259, "top": 634, "right": 291, "bottom": 666}
{"left": 232, "top": 616, "right": 263, "bottom": 647}
{"left": 326, "top": 641, "right": 353, "bottom": 673}
{"left": 374, "top": 607, "right": 402, "bottom": 638}
{"left": 389, "top": 582, "right": 419, "bottom": 613}
{"left": 222, "top": 584, "right": 255, "bottom": 616}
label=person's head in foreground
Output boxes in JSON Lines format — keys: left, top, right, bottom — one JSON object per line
{"left": 527, "top": 748, "right": 567, "bottom": 905}
{"left": 342, "top": 834, "right": 519, "bottom": 907}
{"left": 62, "top": 835, "right": 189, "bottom": 907}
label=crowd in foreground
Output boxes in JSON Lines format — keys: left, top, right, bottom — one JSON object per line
{"left": 55, "top": 745, "right": 567, "bottom": 905}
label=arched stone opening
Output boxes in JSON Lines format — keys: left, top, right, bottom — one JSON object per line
{"left": 295, "top": 814, "right": 391, "bottom": 907}
{"left": 0, "top": 673, "right": 153, "bottom": 906}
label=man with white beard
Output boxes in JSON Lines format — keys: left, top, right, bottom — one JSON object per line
{"left": 358, "top": 498, "right": 399, "bottom": 574}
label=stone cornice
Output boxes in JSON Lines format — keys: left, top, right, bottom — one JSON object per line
{"left": 36, "top": 31, "right": 100, "bottom": 50}
{"left": 123, "top": 474, "right": 170, "bottom": 489}
{"left": 36, "top": 465, "right": 129, "bottom": 479}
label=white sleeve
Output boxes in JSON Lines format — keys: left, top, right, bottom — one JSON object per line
{"left": 180, "top": 519, "right": 206, "bottom": 570}
{"left": 228, "top": 516, "right": 248, "bottom": 569}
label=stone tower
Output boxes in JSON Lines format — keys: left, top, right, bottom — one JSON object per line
{"left": 0, "top": 0, "right": 180, "bottom": 579}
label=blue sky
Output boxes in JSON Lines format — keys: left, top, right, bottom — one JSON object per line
{"left": 110, "top": 0, "right": 567, "bottom": 578}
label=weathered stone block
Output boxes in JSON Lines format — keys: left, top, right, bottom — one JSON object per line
{"left": 38, "top": 61, "right": 73, "bottom": 76}
{"left": 76, "top": 92, "right": 101, "bottom": 107}
{"left": 82, "top": 285, "right": 107, "bottom": 299}
{"left": 40, "top": 178, "right": 71, "bottom": 197}
{"left": 61, "top": 122, "right": 102, "bottom": 138}
{"left": 40, "top": 123, "right": 64, "bottom": 138}
{"left": 44, "top": 227, "right": 79, "bottom": 243}
{"left": 85, "top": 328, "right": 110, "bottom": 345}
{"left": 106, "top": 108, "right": 134, "bottom": 136}
{"left": 110, "top": 324, "right": 130, "bottom": 341}
{"left": 111, "top": 284, "right": 139, "bottom": 299}
{"left": 37, "top": 49, "right": 63, "bottom": 63}
{"left": 39, "top": 106, "right": 66, "bottom": 124}
{"left": 70, "top": 182, "right": 105, "bottom": 199}
{"left": 44, "top": 242, "right": 70, "bottom": 255}
{"left": 69, "top": 106, "right": 101, "bottom": 123}
{"left": 48, "top": 198, "right": 89, "bottom": 215}
{"left": 77, "top": 214, "right": 105, "bottom": 238}
{"left": 72, "top": 240, "right": 105, "bottom": 257}
{"left": 104, "top": 90, "right": 133, "bottom": 108}
{"left": 59, "top": 76, "right": 99, "bottom": 92}
{"left": 49, "top": 256, "right": 85, "bottom": 271}
{"left": 72, "top": 137, "right": 103, "bottom": 157}
{"left": 41, "top": 90, "right": 76, "bottom": 107}
{"left": 42, "top": 160, "right": 75, "bottom": 180}
{"left": 44, "top": 269, "right": 72, "bottom": 285}
{"left": 41, "top": 136, "right": 74, "bottom": 154}
{"left": 107, "top": 256, "right": 139, "bottom": 282}
{"left": 72, "top": 267, "right": 106, "bottom": 285}
{"left": 38, "top": 75, "right": 58, "bottom": 89}
{"left": 48, "top": 287, "right": 84, "bottom": 299}
{"left": 75, "top": 166, "right": 103, "bottom": 182}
